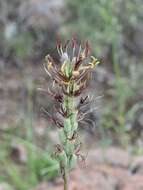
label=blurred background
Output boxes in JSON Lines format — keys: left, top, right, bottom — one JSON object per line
{"left": 0, "top": 0, "right": 143, "bottom": 189}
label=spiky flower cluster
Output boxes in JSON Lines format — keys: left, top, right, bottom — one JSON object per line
{"left": 44, "top": 38, "right": 99, "bottom": 179}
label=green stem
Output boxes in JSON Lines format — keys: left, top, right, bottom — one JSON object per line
{"left": 63, "top": 168, "right": 68, "bottom": 190}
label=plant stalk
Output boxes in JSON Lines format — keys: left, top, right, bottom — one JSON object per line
{"left": 63, "top": 168, "right": 68, "bottom": 190}
{"left": 44, "top": 39, "right": 99, "bottom": 190}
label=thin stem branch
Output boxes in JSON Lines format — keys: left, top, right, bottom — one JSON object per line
{"left": 63, "top": 168, "right": 68, "bottom": 190}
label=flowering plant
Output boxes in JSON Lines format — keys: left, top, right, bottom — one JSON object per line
{"left": 43, "top": 38, "right": 99, "bottom": 190}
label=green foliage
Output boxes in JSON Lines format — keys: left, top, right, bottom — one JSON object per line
{"left": 44, "top": 40, "right": 99, "bottom": 189}
{"left": 0, "top": 135, "right": 58, "bottom": 190}
{"left": 64, "top": 0, "right": 142, "bottom": 56}
{"left": 100, "top": 64, "right": 143, "bottom": 146}
{"left": 6, "top": 32, "right": 34, "bottom": 59}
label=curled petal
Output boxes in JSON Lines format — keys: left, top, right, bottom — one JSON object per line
{"left": 54, "top": 94, "right": 63, "bottom": 103}
{"left": 55, "top": 144, "right": 63, "bottom": 153}
{"left": 75, "top": 142, "right": 82, "bottom": 154}
{"left": 51, "top": 116, "right": 64, "bottom": 128}
{"left": 57, "top": 105, "right": 68, "bottom": 117}
{"left": 74, "top": 56, "right": 83, "bottom": 71}
{"left": 80, "top": 96, "right": 89, "bottom": 104}
{"left": 84, "top": 40, "right": 91, "bottom": 57}
{"left": 75, "top": 70, "right": 90, "bottom": 84}
{"left": 64, "top": 40, "right": 70, "bottom": 49}
{"left": 56, "top": 37, "right": 63, "bottom": 55}
{"left": 56, "top": 71, "right": 69, "bottom": 83}
{"left": 71, "top": 37, "right": 77, "bottom": 48}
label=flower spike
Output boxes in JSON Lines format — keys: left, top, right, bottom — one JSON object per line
{"left": 43, "top": 38, "right": 99, "bottom": 189}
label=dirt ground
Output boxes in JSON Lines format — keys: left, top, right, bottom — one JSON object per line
{"left": 34, "top": 147, "right": 143, "bottom": 190}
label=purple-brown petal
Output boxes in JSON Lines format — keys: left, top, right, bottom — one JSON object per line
{"left": 85, "top": 40, "right": 91, "bottom": 57}
{"left": 74, "top": 56, "right": 83, "bottom": 71}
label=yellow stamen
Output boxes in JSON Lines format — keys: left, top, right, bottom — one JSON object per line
{"left": 47, "top": 61, "right": 53, "bottom": 70}
{"left": 61, "top": 61, "right": 66, "bottom": 74}
{"left": 89, "top": 56, "right": 100, "bottom": 68}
